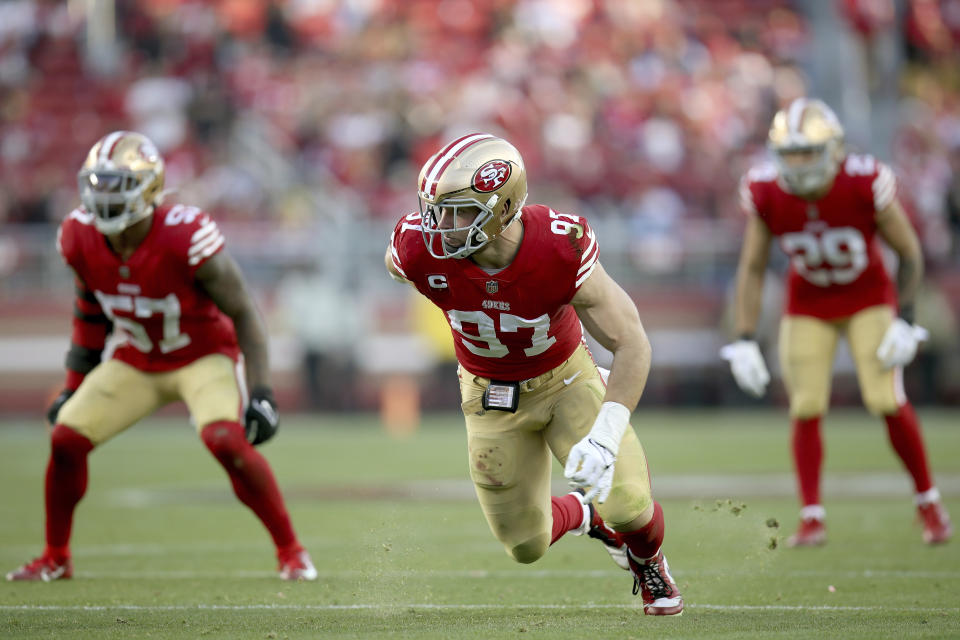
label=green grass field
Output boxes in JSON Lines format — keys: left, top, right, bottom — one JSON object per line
{"left": 1, "top": 409, "right": 958, "bottom": 639}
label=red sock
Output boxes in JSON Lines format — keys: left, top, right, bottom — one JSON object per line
{"left": 201, "top": 421, "right": 298, "bottom": 552}
{"left": 43, "top": 425, "right": 94, "bottom": 562}
{"left": 884, "top": 402, "right": 933, "bottom": 493}
{"left": 792, "top": 416, "right": 823, "bottom": 507}
{"left": 550, "top": 493, "right": 585, "bottom": 545}
{"left": 619, "top": 501, "right": 664, "bottom": 560}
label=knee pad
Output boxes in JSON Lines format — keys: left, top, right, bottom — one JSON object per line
{"left": 200, "top": 420, "right": 248, "bottom": 465}
{"left": 862, "top": 389, "right": 899, "bottom": 416}
{"left": 507, "top": 534, "right": 549, "bottom": 564}
{"left": 597, "top": 483, "right": 652, "bottom": 529}
{"left": 790, "top": 393, "right": 828, "bottom": 420}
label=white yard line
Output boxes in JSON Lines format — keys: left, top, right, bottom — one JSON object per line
{"left": 0, "top": 603, "right": 956, "bottom": 614}
{"left": 102, "top": 472, "right": 960, "bottom": 506}
{"left": 58, "top": 568, "right": 960, "bottom": 580}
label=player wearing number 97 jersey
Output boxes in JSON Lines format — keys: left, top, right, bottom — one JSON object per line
{"left": 723, "top": 98, "right": 951, "bottom": 547}
{"left": 6, "top": 131, "right": 316, "bottom": 583}
{"left": 386, "top": 133, "right": 684, "bottom": 615}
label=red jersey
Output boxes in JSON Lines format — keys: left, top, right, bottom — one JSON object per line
{"left": 740, "top": 154, "right": 898, "bottom": 319}
{"left": 57, "top": 203, "right": 240, "bottom": 372}
{"left": 390, "top": 204, "right": 599, "bottom": 381}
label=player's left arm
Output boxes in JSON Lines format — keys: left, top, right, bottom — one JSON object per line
{"left": 196, "top": 250, "right": 279, "bottom": 444}
{"left": 572, "top": 263, "right": 651, "bottom": 410}
{"left": 875, "top": 197, "right": 923, "bottom": 323}
{"left": 875, "top": 197, "right": 930, "bottom": 368}
{"left": 564, "top": 263, "right": 651, "bottom": 503}
{"left": 195, "top": 250, "right": 270, "bottom": 390}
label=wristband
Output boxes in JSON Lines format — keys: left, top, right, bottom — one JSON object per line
{"left": 898, "top": 305, "right": 915, "bottom": 325}
{"left": 589, "top": 401, "right": 632, "bottom": 455}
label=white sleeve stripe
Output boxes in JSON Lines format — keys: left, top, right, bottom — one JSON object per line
{"left": 187, "top": 235, "right": 224, "bottom": 266}
{"left": 873, "top": 166, "right": 896, "bottom": 210}
{"left": 875, "top": 184, "right": 895, "bottom": 210}
{"left": 579, "top": 230, "right": 597, "bottom": 265}
{"left": 391, "top": 256, "right": 407, "bottom": 278}
{"left": 189, "top": 230, "right": 223, "bottom": 257}
{"left": 739, "top": 183, "right": 758, "bottom": 215}
{"left": 577, "top": 242, "right": 599, "bottom": 276}
{"left": 575, "top": 261, "right": 598, "bottom": 288}
{"left": 191, "top": 221, "right": 218, "bottom": 243}
{"left": 873, "top": 165, "right": 894, "bottom": 190}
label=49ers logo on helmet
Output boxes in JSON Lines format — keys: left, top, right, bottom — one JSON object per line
{"left": 472, "top": 160, "right": 511, "bottom": 193}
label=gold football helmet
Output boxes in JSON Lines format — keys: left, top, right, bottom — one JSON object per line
{"left": 768, "top": 98, "right": 845, "bottom": 195}
{"left": 418, "top": 133, "right": 528, "bottom": 259}
{"left": 77, "top": 131, "right": 165, "bottom": 235}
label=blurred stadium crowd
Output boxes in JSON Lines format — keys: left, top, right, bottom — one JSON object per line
{"left": 1, "top": 0, "right": 959, "bottom": 410}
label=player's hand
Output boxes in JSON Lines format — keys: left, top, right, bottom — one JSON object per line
{"left": 46, "top": 389, "right": 74, "bottom": 426}
{"left": 564, "top": 402, "right": 631, "bottom": 504}
{"left": 876, "top": 319, "right": 929, "bottom": 369}
{"left": 245, "top": 386, "right": 279, "bottom": 445}
{"left": 720, "top": 340, "right": 770, "bottom": 398}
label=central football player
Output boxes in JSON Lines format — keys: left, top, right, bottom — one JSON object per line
{"left": 386, "top": 133, "right": 684, "bottom": 616}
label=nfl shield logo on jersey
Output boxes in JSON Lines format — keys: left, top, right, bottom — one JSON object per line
{"left": 486, "top": 280, "right": 498, "bottom": 294}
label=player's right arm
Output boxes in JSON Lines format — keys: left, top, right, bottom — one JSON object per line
{"left": 732, "top": 214, "right": 773, "bottom": 337}
{"left": 384, "top": 247, "right": 411, "bottom": 284}
{"left": 720, "top": 176, "right": 774, "bottom": 398}
{"left": 51, "top": 216, "right": 112, "bottom": 425}
{"left": 385, "top": 214, "right": 420, "bottom": 285}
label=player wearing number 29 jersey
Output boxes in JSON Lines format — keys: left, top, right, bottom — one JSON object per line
{"left": 6, "top": 131, "right": 316, "bottom": 584}
{"left": 741, "top": 153, "right": 897, "bottom": 320}
{"left": 723, "top": 99, "right": 951, "bottom": 549}
{"left": 386, "top": 133, "right": 684, "bottom": 616}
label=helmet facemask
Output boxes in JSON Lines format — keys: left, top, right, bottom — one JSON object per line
{"left": 420, "top": 192, "right": 524, "bottom": 259}
{"left": 78, "top": 168, "right": 158, "bottom": 235}
{"left": 771, "top": 139, "right": 843, "bottom": 196}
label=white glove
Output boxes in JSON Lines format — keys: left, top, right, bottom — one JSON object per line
{"left": 720, "top": 340, "right": 770, "bottom": 398}
{"left": 876, "top": 318, "right": 929, "bottom": 369}
{"left": 564, "top": 402, "right": 631, "bottom": 504}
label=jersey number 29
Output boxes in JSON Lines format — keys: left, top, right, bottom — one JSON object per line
{"left": 780, "top": 227, "right": 868, "bottom": 287}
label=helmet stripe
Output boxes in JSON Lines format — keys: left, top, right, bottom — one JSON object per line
{"left": 422, "top": 133, "right": 494, "bottom": 197}
{"left": 787, "top": 98, "right": 808, "bottom": 138}
{"left": 420, "top": 133, "right": 477, "bottom": 192}
{"left": 98, "top": 131, "right": 127, "bottom": 165}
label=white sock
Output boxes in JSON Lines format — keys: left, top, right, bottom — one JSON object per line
{"left": 915, "top": 487, "right": 941, "bottom": 506}
{"left": 800, "top": 504, "right": 826, "bottom": 521}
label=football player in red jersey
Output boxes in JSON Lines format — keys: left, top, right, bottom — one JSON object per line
{"left": 385, "top": 134, "right": 683, "bottom": 615}
{"left": 6, "top": 131, "right": 317, "bottom": 582}
{"left": 723, "top": 99, "right": 952, "bottom": 546}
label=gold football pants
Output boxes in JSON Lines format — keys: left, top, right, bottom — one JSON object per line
{"left": 458, "top": 343, "right": 652, "bottom": 564}
{"left": 778, "top": 304, "right": 905, "bottom": 418}
{"left": 57, "top": 354, "right": 243, "bottom": 445}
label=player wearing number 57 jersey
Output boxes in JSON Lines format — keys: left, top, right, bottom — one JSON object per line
{"left": 723, "top": 99, "right": 951, "bottom": 547}
{"left": 387, "top": 134, "right": 684, "bottom": 616}
{"left": 7, "top": 131, "right": 316, "bottom": 582}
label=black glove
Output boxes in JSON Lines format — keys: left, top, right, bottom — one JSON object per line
{"left": 47, "top": 389, "right": 74, "bottom": 426}
{"left": 245, "top": 386, "right": 279, "bottom": 445}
